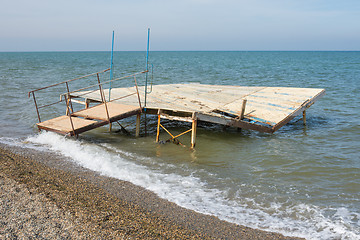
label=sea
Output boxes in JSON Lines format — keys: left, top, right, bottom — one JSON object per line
{"left": 0, "top": 51, "right": 359, "bottom": 239}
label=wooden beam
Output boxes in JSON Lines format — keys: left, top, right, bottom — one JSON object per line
{"left": 160, "top": 114, "right": 193, "bottom": 123}
{"left": 156, "top": 114, "right": 161, "bottom": 142}
{"left": 240, "top": 99, "right": 247, "bottom": 120}
{"left": 197, "top": 113, "right": 273, "bottom": 133}
{"left": 85, "top": 98, "right": 90, "bottom": 108}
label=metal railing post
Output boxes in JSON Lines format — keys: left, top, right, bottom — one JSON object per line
{"left": 134, "top": 76, "right": 142, "bottom": 111}
{"left": 64, "top": 94, "right": 76, "bottom": 136}
{"left": 97, "top": 73, "right": 110, "bottom": 123}
{"left": 31, "top": 91, "right": 41, "bottom": 123}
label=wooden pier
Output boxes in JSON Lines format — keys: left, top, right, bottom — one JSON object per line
{"left": 29, "top": 69, "right": 325, "bottom": 148}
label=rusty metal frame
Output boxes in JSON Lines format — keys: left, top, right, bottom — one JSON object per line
{"left": 31, "top": 91, "right": 41, "bottom": 123}
{"left": 28, "top": 69, "right": 111, "bottom": 123}
{"left": 29, "top": 69, "right": 148, "bottom": 135}
{"left": 96, "top": 73, "right": 110, "bottom": 123}
{"left": 156, "top": 111, "right": 197, "bottom": 148}
{"left": 62, "top": 70, "right": 148, "bottom": 97}
{"left": 134, "top": 76, "right": 142, "bottom": 111}
{"left": 29, "top": 68, "right": 110, "bottom": 94}
{"left": 64, "top": 94, "right": 76, "bottom": 136}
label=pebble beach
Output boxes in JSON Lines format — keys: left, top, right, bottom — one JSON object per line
{"left": 0, "top": 145, "right": 302, "bottom": 239}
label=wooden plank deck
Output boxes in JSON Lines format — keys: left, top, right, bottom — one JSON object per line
{"left": 72, "top": 102, "right": 141, "bottom": 122}
{"left": 70, "top": 83, "right": 325, "bottom": 133}
{"left": 37, "top": 102, "right": 142, "bottom": 136}
{"left": 37, "top": 115, "right": 99, "bottom": 136}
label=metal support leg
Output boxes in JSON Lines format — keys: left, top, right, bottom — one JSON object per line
{"left": 303, "top": 110, "right": 306, "bottom": 126}
{"left": 136, "top": 114, "right": 141, "bottom": 137}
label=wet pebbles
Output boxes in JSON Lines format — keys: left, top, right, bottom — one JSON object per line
{"left": 0, "top": 146, "right": 302, "bottom": 239}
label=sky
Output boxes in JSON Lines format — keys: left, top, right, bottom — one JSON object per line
{"left": 1, "top": 0, "right": 359, "bottom": 51}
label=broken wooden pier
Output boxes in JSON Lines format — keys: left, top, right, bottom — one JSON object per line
{"left": 29, "top": 69, "right": 325, "bottom": 148}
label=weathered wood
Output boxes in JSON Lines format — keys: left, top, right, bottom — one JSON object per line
{"left": 32, "top": 81, "right": 326, "bottom": 149}
{"left": 191, "top": 118, "right": 197, "bottom": 149}
{"left": 37, "top": 102, "right": 142, "bottom": 136}
{"left": 70, "top": 84, "right": 325, "bottom": 133}
{"left": 240, "top": 99, "right": 247, "bottom": 120}
{"left": 271, "top": 89, "right": 325, "bottom": 132}
{"left": 196, "top": 113, "right": 273, "bottom": 133}
{"left": 72, "top": 102, "right": 141, "bottom": 122}
{"left": 156, "top": 114, "right": 161, "bottom": 142}
{"left": 160, "top": 114, "right": 193, "bottom": 123}
{"left": 66, "top": 83, "right": 325, "bottom": 138}
{"left": 85, "top": 99, "right": 90, "bottom": 108}
{"left": 37, "top": 116, "right": 98, "bottom": 135}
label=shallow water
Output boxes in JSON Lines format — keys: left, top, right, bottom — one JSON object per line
{"left": 0, "top": 51, "right": 359, "bottom": 239}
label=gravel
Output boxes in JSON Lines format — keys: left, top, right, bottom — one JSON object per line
{"left": 0, "top": 145, "right": 303, "bottom": 239}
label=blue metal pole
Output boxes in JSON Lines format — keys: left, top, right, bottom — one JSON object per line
{"left": 144, "top": 28, "right": 150, "bottom": 107}
{"left": 108, "top": 30, "right": 115, "bottom": 101}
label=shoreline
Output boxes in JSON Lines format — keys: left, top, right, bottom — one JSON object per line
{"left": 0, "top": 144, "right": 302, "bottom": 239}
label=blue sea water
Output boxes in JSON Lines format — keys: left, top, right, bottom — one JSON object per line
{"left": 0, "top": 51, "right": 359, "bottom": 239}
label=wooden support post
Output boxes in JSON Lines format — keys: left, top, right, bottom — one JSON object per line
{"left": 191, "top": 113, "right": 197, "bottom": 149}
{"left": 109, "top": 123, "right": 112, "bottom": 132}
{"left": 156, "top": 114, "right": 161, "bottom": 142}
{"left": 136, "top": 114, "right": 141, "bottom": 137}
{"left": 191, "top": 119, "right": 197, "bottom": 149}
{"left": 65, "top": 96, "right": 71, "bottom": 115}
{"left": 85, "top": 98, "right": 90, "bottom": 109}
{"left": 236, "top": 99, "right": 247, "bottom": 132}
{"left": 240, "top": 99, "right": 247, "bottom": 120}
{"left": 303, "top": 110, "right": 306, "bottom": 126}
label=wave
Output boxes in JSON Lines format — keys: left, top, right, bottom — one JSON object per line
{"left": 1, "top": 132, "right": 357, "bottom": 239}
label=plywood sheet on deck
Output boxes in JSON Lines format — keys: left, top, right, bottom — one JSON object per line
{"left": 70, "top": 83, "right": 325, "bottom": 130}
{"left": 72, "top": 102, "right": 141, "bottom": 121}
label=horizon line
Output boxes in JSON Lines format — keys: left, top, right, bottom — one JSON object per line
{"left": 1, "top": 50, "right": 359, "bottom": 53}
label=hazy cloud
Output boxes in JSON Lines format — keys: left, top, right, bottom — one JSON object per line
{"left": 1, "top": 0, "right": 359, "bottom": 51}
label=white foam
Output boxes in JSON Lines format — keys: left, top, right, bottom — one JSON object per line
{"left": 25, "top": 132, "right": 360, "bottom": 240}
{"left": 0, "top": 136, "right": 51, "bottom": 152}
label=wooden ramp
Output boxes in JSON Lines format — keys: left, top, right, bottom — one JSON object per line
{"left": 71, "top": 84, "right": 325, "bottom": 133}
{"left": 37, "top": 102, "right": 142, "bottom": 136}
